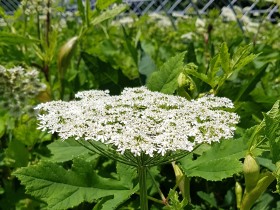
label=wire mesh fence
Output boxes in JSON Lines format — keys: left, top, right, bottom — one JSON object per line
{"left": 0, "top": 0, "right": 279, "bottom": 22}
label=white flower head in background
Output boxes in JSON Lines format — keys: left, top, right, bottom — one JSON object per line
{"left": 35, "top": 87, "right": 239, "bottom": 158}
{"left": 221, "top": 7, "right": 236, "bottom": 21}
{"left": 195, "top": 18, "right": 206, "bottom": 33}
{"left": 148, "top": 13, "right": 172, "bottom": 27}
{"left": 0, "top": 66, "right": 46, "bottom": 116}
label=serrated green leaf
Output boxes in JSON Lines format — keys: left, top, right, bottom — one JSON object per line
{"left": 0, "top": 32, "right": 40, "bottom": 45}
{"left": 91, "top": 4, "right": 127, "bottom": 26}
{"left": 231, "top": 44, "right": 258, "bottom": 71}
{"left": 14, "top": 158, "right": 138, "bottom": 210}
{"left": 163, "top": 189, "right": 188, "bottom": 210}
{"left": 220, "top": 42, "right": 230, "bottom": 73}
{"left": 248, "top": 100, "right": 280, "bottom": 152}
{"left": 264, "top": 111, "right": 280, "bottom": 164}
{"left": 208, "top": 54, "right": 221, "bottom": 88}
{"left": 180, "top": 138, "right": 246, "bottom": 181}
{"left": 47, "top": 139, "right": 96, "bottom": 162}
{"left": 185, "top": 68, "right": 209, "bottom": 86}
{"left": 146, "top": 52, "right": 186, "bottom": 94}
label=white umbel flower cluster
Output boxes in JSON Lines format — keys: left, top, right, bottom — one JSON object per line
{"left": 0, "top": 65, "right": 46, "bottom": 116}
{"left": 35, "top": 87, "right": 239, "bottom": 157}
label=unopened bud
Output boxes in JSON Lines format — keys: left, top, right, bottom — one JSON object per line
{"left": 243, "top": 154, "right": 260, "bottom": 192}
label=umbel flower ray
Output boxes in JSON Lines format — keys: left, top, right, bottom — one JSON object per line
{"left": 35, "top": 86, "right": 239, "bottom": 164}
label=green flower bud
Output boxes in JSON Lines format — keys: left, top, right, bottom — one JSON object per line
{"left": 243, "top": 154, "right": 260, "bottom": 192}
{"left": 235, "top": 181, "right": 243, "bottom": 209}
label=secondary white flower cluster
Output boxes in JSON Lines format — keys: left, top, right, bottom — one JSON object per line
{"left": 35, "top": 87, "right": 239, "bottom": 157}
{"left": 0, "top": 66, "right": 46, "bottom": 116}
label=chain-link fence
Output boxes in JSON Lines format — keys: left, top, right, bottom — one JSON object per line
{"left": 1, "top": 0, "right": 279, "bottom": 22}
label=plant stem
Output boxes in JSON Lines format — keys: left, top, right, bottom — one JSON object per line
{"left": 138, "top": 165, "right": 148, "bottom": 210}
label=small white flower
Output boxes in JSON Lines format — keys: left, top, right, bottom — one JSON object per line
{"left": 36, "top": 87, "right": 239, "bottom": 157}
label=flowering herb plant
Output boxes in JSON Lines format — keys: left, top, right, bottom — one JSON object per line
{"left": 34, "top": 86, "right": 239, "bottom": 209}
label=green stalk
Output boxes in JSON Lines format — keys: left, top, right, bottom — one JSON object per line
{"left": 240, "top": 172, "right": 275, "bottom": 210}
{"left": 137, "top": 155, "right": 148, "bottom": 210}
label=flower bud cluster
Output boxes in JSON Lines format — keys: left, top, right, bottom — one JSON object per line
{"left": 0, "top": 66, "right": 46, "bottom": 117}
{"left": 35, "top": 87, "right": 239, "bottom": 157}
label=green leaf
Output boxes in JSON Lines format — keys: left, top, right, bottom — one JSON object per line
{"left": 116, "top": 163, "right": 137, "bottom": 189}
{"left": 14, "top": 158, "right": 138, "bottom": 210}
{"left": 0, "top": 32, "right": 40, "bottom": 45}
{"left": 162, "top": 189, "right": 188, "bottom": 210}
{"left": 235, "top": 63, "right": 268, "bottom": 102}
{"left": 248, "top": 100, "right": 280, "bottom": 152}
{"left": 13, "top": 118, "right": 44, "bottom": 147}
{"left": 180, "top": 138, "right": 246, "bottom": 181}
{"left": 138, "top": 52, "right": 156, "bottom": 80}
{"left": 96, "top": 0, "right": 121, "bottom": 10}
{"left": 95, "top": 163, "right": 137, "bottom": 209}
{"left": 146, "top": 52, "right": 186, "bottom": 94}
{"left": 47, "top": 139, "right": 96, "bottom": 162}
{"left": 208, "top": 54, "right": 221, "bottom": 88}
{"left": 0, "top": 115, "right": 5, "bottom": 138}
{"left": 81, "top": 52, "right": 119, "bottom": 86}
{"left": 185, "top": 68, "right": 209, "bottom": 86}
{"left": 264, "top": 107, "right": 280, "bottom": 164}
{"left": 220, "top": 42, "right": 230, "bottom": 73}
{"left": 122, "top": 26, "right": 138, "bottom": 66}
{"left": 197, "top": 191, "right": 217, "bottom": 208}
{"left": 231, "top": 44, "right": 258, "bottom": 71}
{"left": 4, "top": 140, "right": 29, "bottom": 168}
{"left": 91, "top": 4, "right": 127, "bottom": 26}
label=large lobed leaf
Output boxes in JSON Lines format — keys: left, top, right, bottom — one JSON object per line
{"left": 180, "top": 138, "right": 247, "bottom": 181}
{"left": 13, "top": 158, "right": 138, "bottom": 210}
